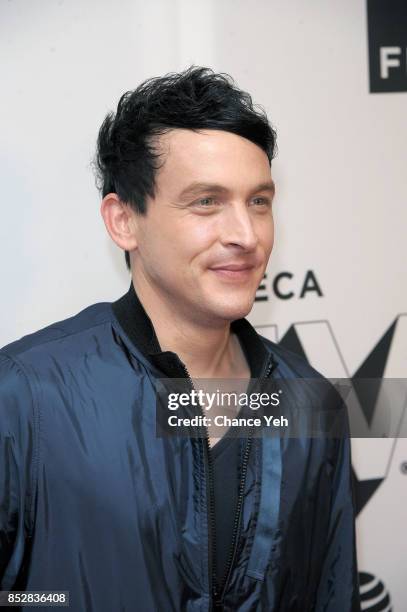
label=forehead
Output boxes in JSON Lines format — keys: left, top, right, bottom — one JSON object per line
{"left": 153, "top": 129, "right": 271, "bottom": 196}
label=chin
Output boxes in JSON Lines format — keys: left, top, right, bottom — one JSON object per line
{"left": 212, "top": 297, "right": 254, "bottom": 322}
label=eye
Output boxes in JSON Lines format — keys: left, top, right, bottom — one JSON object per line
{"left": 195, "top": 197, "right": 219, "bottom": 207}
{"left": 251, "top": 197, "right": 271, "bottom": 207}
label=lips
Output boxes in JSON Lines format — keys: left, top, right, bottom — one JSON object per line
{"left": 210, "top": 263, "right": 255, "bottom": 271}
{"left": 208, "top": 263, "right": 256, "bottom": 280}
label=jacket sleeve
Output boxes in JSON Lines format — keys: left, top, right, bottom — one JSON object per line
{"left": 314, "top": 405, "right": 361, "bottom": 612}
{"left": 0, "top": 353, "right": 38, "bottom": 589}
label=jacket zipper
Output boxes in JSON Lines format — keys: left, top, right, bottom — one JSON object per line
{"left": 215, "top": 435, "right": 252, "bottom": 605}
{"left": 181, "top": 357, "right": 275, "bottom": 610}
{"left": 179, "top": 364, "right": 217, "bottom": 604}
{"left": 215, "top": 356, "right": 275, "bottom": 608}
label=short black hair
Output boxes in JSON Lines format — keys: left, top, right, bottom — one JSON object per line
{"left": 95, "top": 65, "right": 277, "bottom": 270}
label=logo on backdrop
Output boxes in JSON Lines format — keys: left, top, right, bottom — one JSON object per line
{"left": 367, "top": 0, "right": 407, "bottom": 93}
{"left": 359, "top": 572, "right": 393, "bottom": 611}
{"left": 257, "top": 314, "right": 407, "bottom": 515}
{"left": 255, "top": 270, "right": 323, "bottom": 301}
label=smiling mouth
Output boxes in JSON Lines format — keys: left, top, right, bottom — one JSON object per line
{"left": 209, "top": 266, "right": 255, "bottom": 280}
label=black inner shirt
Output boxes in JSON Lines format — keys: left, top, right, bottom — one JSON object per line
{"left": 211, "top": 434, "right": 242, "bottom": 592}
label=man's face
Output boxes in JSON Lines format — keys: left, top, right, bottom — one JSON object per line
{"left": 131, "top": 129, "right": 275, "bottom": 326}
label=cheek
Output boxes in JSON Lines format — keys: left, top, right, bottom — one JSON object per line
{"left": 258, "top": 217, "right": 274, "bottom": 253}
{"left": 268, "top": 229, "right": 275, "bottom": 252}
{"left": 136, "top": 230, "right": 174, "bottom": 278}
{"left": 179, "top": 218, "right": 218, "bottom": 259}
{"left": 190, "top": 222, "right": 216, "bottom": 245}
{"left": 142, "top": 220, "right": 215, "bottom": 274}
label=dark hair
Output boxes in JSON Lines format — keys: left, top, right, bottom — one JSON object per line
{"left": 95, "top": 66, "right": 277, "bottom": 270}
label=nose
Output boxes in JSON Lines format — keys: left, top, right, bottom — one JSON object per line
{"left": 219, "top": 203, "right": 259, "bottom": 251}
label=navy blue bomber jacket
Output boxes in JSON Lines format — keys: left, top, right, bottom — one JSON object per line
{"left": 0, "top": 284, "right": 360, "bottom": 611}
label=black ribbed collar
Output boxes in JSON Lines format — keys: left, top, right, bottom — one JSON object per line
{"left": 111, "top": 281, "right": 275, "bottom": 379}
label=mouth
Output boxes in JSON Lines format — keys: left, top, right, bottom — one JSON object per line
{"left": 208, "top": 264, "right": 256, "bottom": 281}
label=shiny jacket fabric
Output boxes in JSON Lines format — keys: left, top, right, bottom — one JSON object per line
{"left": 0, "top": 298, "right": 360, "bottom": 611}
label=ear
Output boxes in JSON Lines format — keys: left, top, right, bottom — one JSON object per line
{"left": 100, "top": 193, "right": 139, "bottom": 252}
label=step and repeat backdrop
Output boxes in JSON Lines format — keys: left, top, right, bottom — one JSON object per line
{"left": 2, "top": 0, "right": 406, "bottom": 609}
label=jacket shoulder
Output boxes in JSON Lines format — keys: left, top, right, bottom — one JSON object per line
{"left": 259, "top": 336, "right": 347, "bottom": 422}
{"left": 259, "top": 334, "right": 325, "bottom": 379}
{"left": 0, "top": 301, "right": 114, "bottom": 363}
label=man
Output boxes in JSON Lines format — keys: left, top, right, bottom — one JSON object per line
{"left": 0, "top": 67, "right": 360, "bottom": 610}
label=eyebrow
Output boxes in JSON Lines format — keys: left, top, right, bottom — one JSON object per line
{"left": 178, "top": 180, "right": 276, "bottom": 200}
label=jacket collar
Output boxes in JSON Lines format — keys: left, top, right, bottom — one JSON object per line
{"left": 112, "top": 281, "right": 275, "bottom": 379}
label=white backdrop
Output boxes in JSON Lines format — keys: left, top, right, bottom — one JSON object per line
{"left": 1, "top": 1, "right": 406, "bottom": 609}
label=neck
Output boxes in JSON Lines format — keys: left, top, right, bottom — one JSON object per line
{"left": 131, "top": 274, "right": 247, "bottom": 379}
